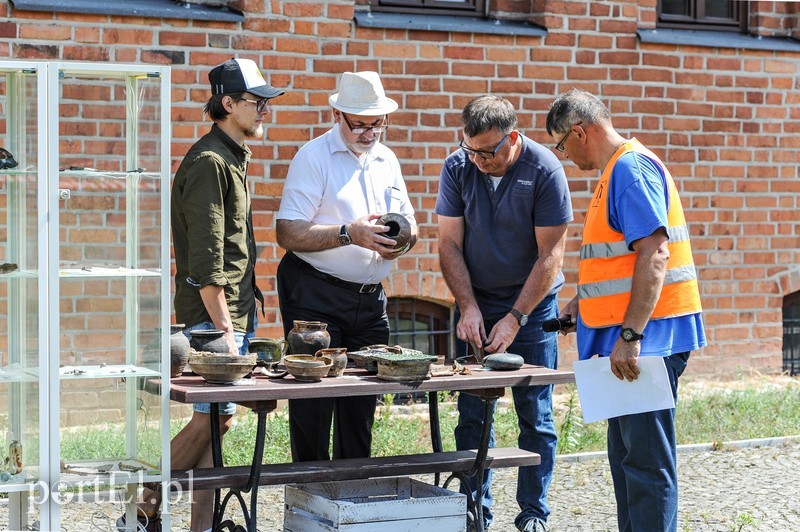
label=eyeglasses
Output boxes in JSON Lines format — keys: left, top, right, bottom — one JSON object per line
{"left": 238, "top": 97, "right": 270, "bottom": 113}
{"left": 341, "top": 113, "right": 389, "bottom": 135}
{"left": 555, "top": 121, "right": 582, "bottom": 153}
{"left": 459, "top": 134, "right": 509, "bottom": 160}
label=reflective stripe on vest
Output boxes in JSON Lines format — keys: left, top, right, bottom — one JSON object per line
{"left": 578, "top": 139, "right": 702, "bottom": 328}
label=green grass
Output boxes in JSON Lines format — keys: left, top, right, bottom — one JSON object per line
{"left": 59, "top": 376, "right": 800, "bottom": 467}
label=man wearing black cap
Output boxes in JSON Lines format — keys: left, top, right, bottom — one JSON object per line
{"left": 117, "top": 57, "right": 284, "bottom": 532}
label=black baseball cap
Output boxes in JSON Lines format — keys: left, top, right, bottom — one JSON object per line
{"left": 208, "top": 58, "right": 284, "bottom": 99}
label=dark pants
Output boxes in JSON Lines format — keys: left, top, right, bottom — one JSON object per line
{"left": 277, "top": 252, "right": 389, "bottom": 462}
{"left": 607, "top": 352, "right": 690, "bottom": 532}
{"left": 454, "top": 293, "right": 559, "bottom": 529}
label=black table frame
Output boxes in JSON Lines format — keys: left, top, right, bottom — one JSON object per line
{"left": 169, "top": 364, "right": 574, "bottom": 532}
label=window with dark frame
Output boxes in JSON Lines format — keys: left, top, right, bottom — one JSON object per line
{"left": 387, "top": 297, "right": 452, "bottom": 360}
{"left": 658, "top": 0, "right": 747, "bottom": 32}
{"left": 369, "top": 0, "right": 486, "bottom": 18}
{"left": 783, "top": 291, "right": 800, "bottom": 377}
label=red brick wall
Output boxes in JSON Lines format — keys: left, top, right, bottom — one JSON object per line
{"left": 1, "top": 0, "right": 799, "bottom": 377}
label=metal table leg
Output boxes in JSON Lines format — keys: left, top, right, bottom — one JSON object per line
{"left": 442, "top": 388, "right": 503, "bottom": 532}
{"left": 209, "top": 401, "right": 276, "bottom": 532}
{"left": 428, "top": 391, "right": 443, "bottom": 485}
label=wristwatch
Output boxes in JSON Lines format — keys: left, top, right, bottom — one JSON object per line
{"left": 509, "top": 308, "right": 529, "bottom": 327}
{"left": 338, "top": 224, "right": 351, "bottom": 246}
{"left": 620, "top": 328, "right": 644, "bottom": 342}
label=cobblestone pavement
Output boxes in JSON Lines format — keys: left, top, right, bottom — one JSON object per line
{"left": 12, "top": 437, "right": 799, "bottom": 530}
{"left": 161, "top": 437, "right": 800, "bottom": 531}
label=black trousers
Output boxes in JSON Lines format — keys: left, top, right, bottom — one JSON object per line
{"left": 277, "top": 252, "right": 389, "bottom": 462}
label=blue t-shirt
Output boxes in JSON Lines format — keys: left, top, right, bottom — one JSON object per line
{"left": 577, "top": 150, "right": 707, "bottom": 360}
{"left": 435, "top": 134, "right": 573, "bottom": 318}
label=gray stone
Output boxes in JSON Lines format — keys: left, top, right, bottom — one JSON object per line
{"left": 483, "top": 352, "right": 524, "bottom": 370}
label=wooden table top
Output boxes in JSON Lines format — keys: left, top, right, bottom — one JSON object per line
{"left": 169, "top": 364, "right": 575, "bottom": 405}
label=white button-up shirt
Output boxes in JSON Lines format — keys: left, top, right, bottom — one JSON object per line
{"left": 277, "top": 123, "right": 415, "bottom": 284}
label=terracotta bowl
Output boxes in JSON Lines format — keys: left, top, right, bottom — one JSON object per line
{"left": 188, "top": 352, "right": 257, "bottom": 384}
{"left": 284, "top": 355, "right": 332, "bottom": 382}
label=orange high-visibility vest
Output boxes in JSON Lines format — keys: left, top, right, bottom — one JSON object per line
{"left": 578, "top": 139, "right": 702, "bottom": 328}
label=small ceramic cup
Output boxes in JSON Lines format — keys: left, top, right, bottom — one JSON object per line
{"left": 248, "top": 338, "right": 287, "bottom": 366}
{"left": 315, "top": 347, "right": 348, "bottom": 377}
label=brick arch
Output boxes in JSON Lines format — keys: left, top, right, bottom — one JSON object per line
{"left": 777, "top": 267, "right": 800, "bottom": 297}
{"left": 384, "top": 269, "right": 454, "bottom": 305}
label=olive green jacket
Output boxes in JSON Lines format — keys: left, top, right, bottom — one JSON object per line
{"left": 171, "top": 124, "right": 262, "bottom": 332}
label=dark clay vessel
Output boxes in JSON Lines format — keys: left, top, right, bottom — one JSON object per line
{"left": 287, "top": 320, "right": 331, "bottom": 355}
{"left": 188, "top": 329, "right": 230, "bottom": 354}
{"left": 170, "top": 324, "right": 191, "bottom": 378}
{"left": 377, "top": 213, "right": 412, "bottom": 250}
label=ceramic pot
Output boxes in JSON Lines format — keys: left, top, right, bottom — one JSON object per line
{"left": 248, "top": 337, "right": 287, "bottom": 366}
{"left": 284, "top": 355, "right": 332, "bottom": 382}
{"left": 315, "top": 347, "right": 348, "bottom": 377}
{"left": 287, "top": 320, "right": 331, "bottom": 355}
{"left": 188, "top": 329, "right": 230, "bottom": 354}
{"left": 170, "top": 324, "right": 191, "bottom": 378}
{"left": 377, "top": 213, "right": 412, "bottom": 250}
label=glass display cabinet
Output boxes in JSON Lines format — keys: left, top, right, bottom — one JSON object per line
{"left": 0, "top": 60, "right": 171, "bottom": 531}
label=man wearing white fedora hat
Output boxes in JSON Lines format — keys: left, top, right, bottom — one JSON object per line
{"left": 276, "top": 71, "right": 417, "bottom": 462}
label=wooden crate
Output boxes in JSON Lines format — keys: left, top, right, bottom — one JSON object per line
{"left": 284, "top": 476, "right": 467, "bottom": 531}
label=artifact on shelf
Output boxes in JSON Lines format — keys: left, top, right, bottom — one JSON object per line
{"left": 0, "top": 147, "right": 18, "bottom": 170}
{"left": 7, "top": 433, "right": 22, "bottom": 475}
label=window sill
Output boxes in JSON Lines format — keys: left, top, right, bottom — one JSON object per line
{"left": 354, "top": 11, "right": 546, "bottom": 37}
{"left": 11, "top": 0, "right": 244, "bottom": 22}
{"left": 638, "top": 28, "right": 800, "bottom": 52}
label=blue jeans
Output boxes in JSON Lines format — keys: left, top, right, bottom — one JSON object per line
{"left": 186, "top": 321, "right": 254, "bottom": 415}
{"left": 454, "top": 293, "right": 559, "bottom": 529}
{"left": 607, "top": 352, "right": 690, "bottom": 532}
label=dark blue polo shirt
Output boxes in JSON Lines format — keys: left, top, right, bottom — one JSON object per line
{"left": 435, "top": 134, "right": 573, "bottom": 318}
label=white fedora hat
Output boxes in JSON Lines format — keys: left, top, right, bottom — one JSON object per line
{"left": 329, "top": 71, "right": 398, "bottom": 116}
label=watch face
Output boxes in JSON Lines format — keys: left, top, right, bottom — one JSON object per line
{"left": 519, "top": 315, "right": 528, "bottom": 326}
{"left": 338, "top": 225, "right": 351, "bottom": 246}
{"left": 622, "top": 329, "right": 633, "bottom": 341}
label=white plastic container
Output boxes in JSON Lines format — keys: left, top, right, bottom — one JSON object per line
{"left": 284, "top": 477, "right": 467, "bottom": 531}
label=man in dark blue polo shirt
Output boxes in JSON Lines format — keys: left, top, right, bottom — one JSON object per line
{"left": 436, "top": 95, "right": 572, "bottom": 532}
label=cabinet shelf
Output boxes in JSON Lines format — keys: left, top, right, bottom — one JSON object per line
{"left": 59, "top": 267, "right": 161, "bottom": 278}
{"left": 0, "top": 269, "right": 37, "bottom": 279}
{"left": 60, "top": 458, "right": 160, "bottom": 486}
{"left": 0, "top": 366, "right": 39, "bottom": 383}
{"left": 0, "top": 473, "right": 38, "bottom": 494}
{"left": 59, "top": 169, "right": 160, "bottom": 180}
{"left": 59, "top": 364, "right": 160, "bottom": 380}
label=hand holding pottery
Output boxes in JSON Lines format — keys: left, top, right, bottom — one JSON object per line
{"left": 376, "top": 213, "right": 412, "bottom": 251}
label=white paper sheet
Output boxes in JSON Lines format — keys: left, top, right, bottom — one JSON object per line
{"left": 572, "top": 356, "right": 675, "bottom": 424}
